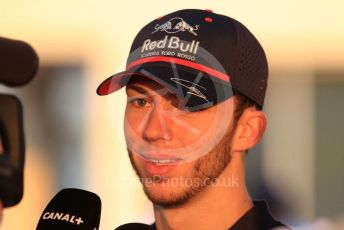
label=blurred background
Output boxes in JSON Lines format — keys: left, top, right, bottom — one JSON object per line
{"left": 1, "top": 0, "right": 344, "bottom": 229}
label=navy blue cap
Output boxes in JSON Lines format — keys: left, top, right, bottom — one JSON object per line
{"left": 97, "top": 9, "right": 268, "bottom": 109}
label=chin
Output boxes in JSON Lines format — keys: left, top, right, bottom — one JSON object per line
{"left": 141, "top": 172, "right": 213, "bottom": 208}
{"left": 142, "top": 180, "right": 195, "bottom": 208}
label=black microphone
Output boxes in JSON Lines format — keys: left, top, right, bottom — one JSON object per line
{"left": 36, "top": 188, "right": 102, "bottom": 230}
{"left": 0, "top": 36, "right": 39, "bottom": 87}
{"left": 115, "top": 223, "right": 155, "bottom": 230}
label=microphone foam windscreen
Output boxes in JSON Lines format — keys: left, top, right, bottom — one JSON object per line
{"left": 0, "top": 36, "right": 39, "bottom": 87}
{"left": 36, "top": 188, "right": 101, "bottom": 230}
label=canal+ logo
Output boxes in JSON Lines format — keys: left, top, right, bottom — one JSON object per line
{"left": 42, "top": 212, "right": 84, "bottom": 225}
{"left": 152, "top": 17, "right": 200, "bottom": 36}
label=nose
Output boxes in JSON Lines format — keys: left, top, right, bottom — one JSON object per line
{"left": 142, "top": 105, "right": 172, "bottom": 143}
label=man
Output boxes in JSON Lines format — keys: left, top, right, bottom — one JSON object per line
{"left": 97, "top": 9, "right": 288, "bottom": 230}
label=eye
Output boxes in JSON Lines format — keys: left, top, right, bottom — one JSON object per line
{"left": 128, "top": 97, "right": 150, "bottom": 108}
{"left": 135, "top": 98, "right": 148, "bottom": 107}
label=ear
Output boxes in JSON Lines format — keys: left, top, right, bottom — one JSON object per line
{"left": 231, "top": 108, "right": 267, "bottom": 152}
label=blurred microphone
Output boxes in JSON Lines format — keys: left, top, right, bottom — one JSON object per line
{"left": 0, "top": 36, "right": 39, "bottom": 207}
{"left": 0, "top": 95, "right": 24, "bottom": 207}
{"left": 36, "top": 188, "right": 102, "bottom": 230}
{"left": 0, "top": 36, "right": 39, "bottom": 87}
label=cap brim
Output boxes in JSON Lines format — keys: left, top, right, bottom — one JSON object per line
{"left": 97, "top": 62, "right": 233, "bottom": 111}
{"left": 97, "top": 71, "right": 139, "bottom": 96}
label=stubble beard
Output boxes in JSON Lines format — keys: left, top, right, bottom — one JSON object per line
{"left": 127, "top": 125, "right": 234, "bottom": 208}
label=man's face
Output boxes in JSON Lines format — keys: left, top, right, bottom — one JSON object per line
{"left": 124, "top": 76, "right": 235, "bottom": 207}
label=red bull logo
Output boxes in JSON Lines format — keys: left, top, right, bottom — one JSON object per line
{"left": 152, "top": 17, "right": 200, "bottom": 36}
{"left": 141, "top": 35, "right": 200, "bottom": 54}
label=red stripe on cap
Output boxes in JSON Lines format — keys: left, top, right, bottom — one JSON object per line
{"left": 126, "top": 56, "right": 230, "bottom": 82}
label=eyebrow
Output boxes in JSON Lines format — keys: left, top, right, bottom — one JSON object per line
{"left": 126, "top": 84, "right": 159, "bottom": 100}
{"left": 126, "top": 85, "right": 149, "bottom": 95}
{"left": 126, "top": 84, "right": 171, "bottom": 97}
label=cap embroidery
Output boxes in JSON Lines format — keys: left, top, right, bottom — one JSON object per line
{"left": 152, "top": 17, "right": 200, "bottom": 36}
{"left": 170, "top": 78, "right": 208, "bottom": 102}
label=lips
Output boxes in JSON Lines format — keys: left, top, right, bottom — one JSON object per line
{"left": 141, "top": 153, "right": 183, "bottom": 163}
{"left": 138, "top": 153, "right": 183, "bottom": 176}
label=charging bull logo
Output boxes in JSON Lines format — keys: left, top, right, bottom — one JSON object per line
{"left": 152, "top": 17, "right": 200, "bottom": 36}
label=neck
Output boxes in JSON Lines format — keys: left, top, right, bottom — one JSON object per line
{"left": 153, "top": 152, "right": 253, "bottom": 230}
